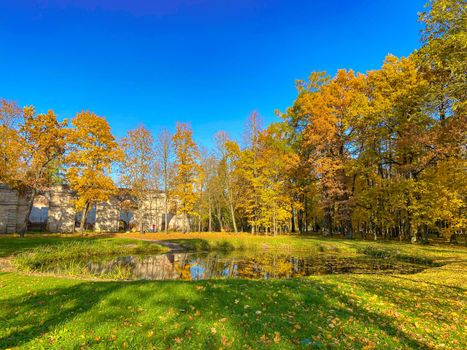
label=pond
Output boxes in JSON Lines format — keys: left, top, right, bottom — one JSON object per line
{"left": 45, "top": 251, "right": 428, "bottom": 280}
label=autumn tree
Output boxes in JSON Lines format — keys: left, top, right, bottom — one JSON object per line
{"left": 215, "top": 131, "right": 240, "bottom": 233}
{"left": 256, "top": 123, "right": 300, "bottom": 235}
{"left": 0, "top": 99, "right": 24, "bottom": 186}
{"left": 418, "top": 0, "right": 466, "bottom": 119}
{"left": 416, "top": 0, "right": 467, "bottom": 241}
{"left": 1, "top": 100, "right": 68, "bottom": 236}
{"left": 66, "top": 111, "right": 122, "bottom": 233}
{"left": 288, "top": 70, "right": 367, "bottom": 238}
{"left": 238, "top": 112, "right": 263, "bottom": 234}
{"left": 199, "top": 150, "right": 218, "bottom": 232}
{"left": 281, "top": 21, "right": 465, "bottom": 243}
{"left": 119, "top": 125, "right": 157, "bottom": 233}
{"left": 156, "top": 128, "right": 174, "bottom": 233}
{"left": 172, "top": 123, "right": 202, "bottom": 232}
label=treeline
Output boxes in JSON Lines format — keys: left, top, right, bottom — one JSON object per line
{"left": 282, "top": 0, "right": 466, "bottom": 242}
{"left": 0, "top": 0, "right": 465, "bottom": 241}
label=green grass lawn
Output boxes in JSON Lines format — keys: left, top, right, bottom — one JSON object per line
{"left": 0, "top": 234, "right": 466, "bottom": 349}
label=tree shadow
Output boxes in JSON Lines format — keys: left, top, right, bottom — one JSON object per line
{"left": 3, "top": 277, "right": 430, "bottom": 349}
{"left": 1, "top": 270, "right": 457, "bottom": 348}
{"left": 0, "top": 281, "right": 124, "bottom": 348}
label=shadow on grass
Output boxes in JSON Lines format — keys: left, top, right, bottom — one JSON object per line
{"left": 0, "top": 275, "right": 437, "bottom": 349}
{"left": 0, "top": 281, "right": 124, "bottom": 348}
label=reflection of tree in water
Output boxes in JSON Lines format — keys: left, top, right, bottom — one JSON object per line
{"left": 83, "top": 253, "right": 427, "bottom": 280}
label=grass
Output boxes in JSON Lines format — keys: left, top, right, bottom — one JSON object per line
{"left": 12, "top": 238, "right": 167, "bottom": 278}
{"left": 119, "top": 232, "right": 467, "bottom": 262}
{"left": 0, "top": 233, "right": 466, "bottom": 349}
{"left": 119, "top": 232, "right": 354, "bottom": 254}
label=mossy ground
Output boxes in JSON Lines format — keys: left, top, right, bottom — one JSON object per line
{"left": 0, "top": 233, "right": 465, "bottom": 349}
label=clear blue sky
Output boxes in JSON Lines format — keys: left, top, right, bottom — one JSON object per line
{"left": 0, "top": 0, "right": 425, "bottom": 147}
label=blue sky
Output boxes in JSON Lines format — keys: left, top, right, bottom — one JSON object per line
{"left": 0, "top": 0, "right": 426, "bottom": 147}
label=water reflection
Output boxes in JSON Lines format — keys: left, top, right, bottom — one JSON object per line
{"left": 82, "top": 252, "right": 427, "bottom": 281}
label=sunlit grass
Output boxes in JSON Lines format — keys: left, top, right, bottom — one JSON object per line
{"left": 0, "top": 234, "right": 465, "bottom": 349}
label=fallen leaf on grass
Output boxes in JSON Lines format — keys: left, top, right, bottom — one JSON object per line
{"left": 274, "top": 332, "right": 281, "bottom": 343}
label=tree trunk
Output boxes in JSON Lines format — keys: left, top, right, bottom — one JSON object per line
{"left": 273, "top": 201, "right": 277, "bottom": 237}
{"left": 208, "top": 202, "right": 212, "bottom": 232}
{"left": 323, "top": 205, "right": 332, "bottom": 236}
{"left": 341, "top": 190, "right": 353, "bottom": 239}
{"left": 215, "top": 205, "right": 224, "bottom": 232}
{"left": 230, "top": 200, "right": 238, "bottom": 233}
{"left": 449, "top": 232, "right": 458, "bottom": 244}
{"left": 164, "top": 195, "right": 169, "bottom": 233}
{"left": 297, "top": 207, "right": 304, "bottom": 234}
{"left": 20, "top": 189, "right": 37, "bottom": 238}
{"left": 185, "top": 213, "right": 191, "bottom": 233}
{"left": 344, "top": 218, "right": 353, "bottom": 239}
{"left": 139, "top": 202, "right": 144, "bottom": 234}
{"left": 79, "top": 202, "right": 90, "bottom": 235}
{"left": 291, "top": 206, "right": 296, "bottom": 233}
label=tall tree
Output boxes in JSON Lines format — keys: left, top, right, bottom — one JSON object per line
{"left": 120, "top": 125, "right": 157, "bottom": 233}
{"left": 1, "top": 100, "right": 68, "bottom": 236}
{"left": 215, "top": 131, "right": 240, "bottom": 233}
{"left": 198, "top": 148, "right": 219, "bottom": 232}
{"left": 66, "top": 111, "right": 122, "bottom": 234}
{"left": 240, "top": 112, "right": 263, "bottom": 234}
{"left": 291, "top": 69, "right": 367, "bottom": 238}
{"left": 282, "top": 72, "right": 330, "bottom": 234}
{"left": 156, "top": 128, "right": 174, "bottom": 233}
{"left": 257, "top": 123, "right": 300, "bottom": 235}
{"left": 172, "top": 123, "right": 202, "bottom": 232}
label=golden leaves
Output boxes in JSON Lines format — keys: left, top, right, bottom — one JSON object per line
{"left": 0, "top": 100, "right": 68, "bottom": 191}
{"left": 66, "top": 111, "right": 121, "bottom": 211}
{"left": 171, "top": 122, "right": 202, "bottom": 219}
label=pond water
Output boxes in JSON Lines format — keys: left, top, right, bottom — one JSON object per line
{"left": 51, "top": 252, "right": 428, "bottom": 280}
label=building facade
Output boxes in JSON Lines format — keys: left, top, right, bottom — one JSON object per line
{"left": 0, "top": 184, "right": 188, "bottom": 233}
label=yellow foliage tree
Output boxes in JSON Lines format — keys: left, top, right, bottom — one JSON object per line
{"left": 1, "top": 100, "right": 68, "bottom": 236}
{"left": 66, "top": 111, "right": 122, "bottom": 233}
{"left": 172, "top": 122, "right": 202, "bottom": 232}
